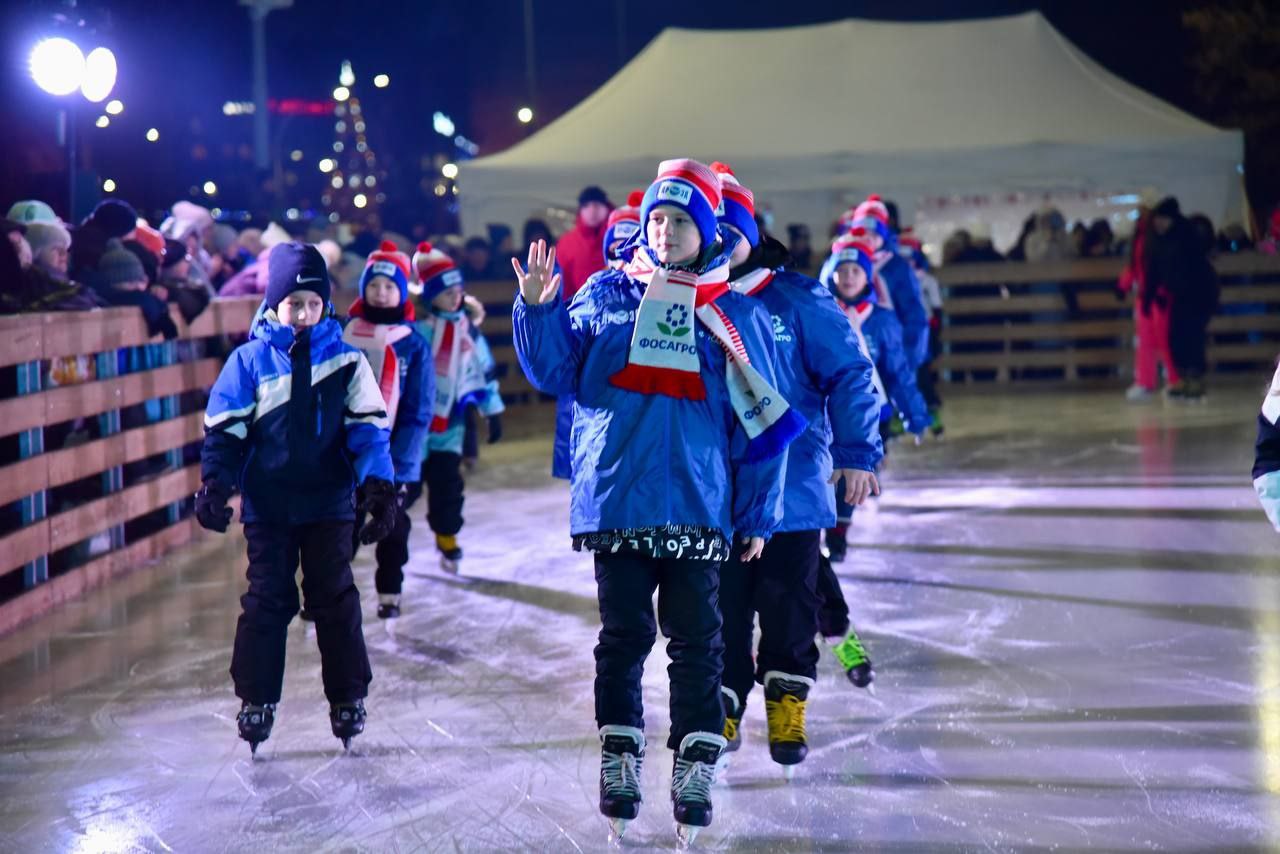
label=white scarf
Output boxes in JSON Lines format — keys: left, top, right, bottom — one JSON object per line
{"left": 610, "top": 251, "right": 803, "bottom": 462}
{"left": 342, "top": 319, "right": 413, "bottom": 424}
{"left": 429, "top": 313, "right": 489, "bottom": 433}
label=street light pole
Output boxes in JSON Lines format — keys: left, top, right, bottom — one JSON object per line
{"left": 240, "top": 0, "right": 293, "bottom": 171}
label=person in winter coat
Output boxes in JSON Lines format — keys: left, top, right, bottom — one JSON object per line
{"left": 512, "top": 158, "right": 799, "bottom": 843}
{"left": 898, "top": 229, "right": 946, "bottom": 435}
{"left": 555, "top": 186, "right": 613, "bottom": 302}
{"left": 412, "top": 242, "right": 504, "bottom": 573}
{"left": 551, "top": 191, "right": 644, "bottom": 481}
{"left": 92, "top": 239, "right": 179, "bottom": 339}
{"left": 343, "top": 242, "right": 434, "bottom": 618}
{"left": 709, "top": 163, "right": 883, "bottom": 776}
{"left": 0, "top": 219, "right": 103, "bottom": 314}
{"left": 1254, "top": 361, "right": 1280, "bottom": 530}
{"left": 1024, "top": 207, "right": 1077, "bottom": 264}
{"left": 822, "top": 228, "right": 930, "bottom": 562}
{"left": 196, "top": 241, "right": 397, "bottom": 755}
{"left": 839, "top": 195, "right": 930, "bottom": 372}
{"left": 1118, "top": 200, "right": 1178, "bottom": 400}
{"left": 1147, "top": 198, "right": 1220, "bottom": 401}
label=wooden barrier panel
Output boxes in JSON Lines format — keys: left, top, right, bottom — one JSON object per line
{"left": 933, "top": 252, "right": 1280, "bottom": 383}
{"left": 0, "top": 296, "right": 261, "bottom": 634}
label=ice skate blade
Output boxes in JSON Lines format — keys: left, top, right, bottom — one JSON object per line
{"left": 864, "top": 682, "right": 877, "bottom": 697}
{"left": 781, "top": 764, "right": 796, "bottom": 781}
{"left": 341, "top": 737, "right": 351, "bottom": 751}
{"left": 440, "top": 557, "right": 460, "bottom": 575}
{"left": 675, "top": 823, "right": 701, "bottom": 848}
{"left": 607, "top": 817, "right": 630, "bottom": 843}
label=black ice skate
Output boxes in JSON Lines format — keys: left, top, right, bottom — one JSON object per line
{"left": 237, "top": 702, "right": 276, "bottom": 757}
{"left": 671, "top": 731, "right": 726, "bottom": 847}
{"left": 376, "top": 594, "right": 401, "bottom": 620}
{"left": 598, "top": 724, "right": 645, "bottom": 841}
{"left": 764, "top": 671, "right": 814, "bottom": 779}
{"left": 824, "top": 528, "right": 848, "bottom": 563}
{"left": 329, "top": 700, "right": 366, "bottom": 750}
{"left": 714, "top": 687, "right": 742, "bottom": 784}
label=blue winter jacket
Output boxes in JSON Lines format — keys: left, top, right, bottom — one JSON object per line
{"left": 414, "top": 309, "right": 505, "bottom": 458}
{"left": 853, "top": 300, "right": 931, "bottom": 434}
{"left": 202, "top": 303, "right": 395, "bottom": 525}
{"left": 1253, "top": 364, "right": 1280, "bottom": 531}
{"left": 513, "top": 269, "right": 788, "bottom": 540}
{"left": 342, "top": 308, "right": 435, "bottom": 483}
{"left": 879, "top": 251, "right": 931, "bottom": 372}
{"left": 744, "top": 270, "right": 883, "bottom": 531}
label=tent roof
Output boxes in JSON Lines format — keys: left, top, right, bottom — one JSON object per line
{"left": 471, "top": 12, "right": 1228, "bottom": 168}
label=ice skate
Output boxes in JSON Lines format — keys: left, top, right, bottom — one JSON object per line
{"left": 298, "top": 608, "right": 315, "bottom": 623}
{"left": 237, "top": 702, "right": 276, "bottom": 757}
{"left": 436, "top": 534, "right": 462, "bottom": 574}
{"left": 715, "top": 687, "right": 742, "bottom": 782}
{"left": 764, "top": 671, "right": 814, "bottom": 777}
{"left": 1125, "top": 384, "right": 1154, "bottom": 402}
{"left": 824, "top": 528, "right": 848, "bottom": 563}
{"left": 829, "top": 626, "right": 876, "bottom": 691}
{"left": 671, "top": 731, "right": 726, "bottom": 847}
{"left": 376, "top": 593, "right": 401, "bottom": 620}
{"left": 598, "top": 725, "right": 645, "bottom": 842}
{"left": 329, "top": 700, "right": 366, "bottom": 750}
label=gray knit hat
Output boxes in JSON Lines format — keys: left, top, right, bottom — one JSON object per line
{"left": 97, "top": 238, "right": 147, "bottom": 288}
{"left": 24, "top": 220, "right": 72, "bottom": 257}
{"left": 210, "top": 223, "right": 238, "bottom": 255}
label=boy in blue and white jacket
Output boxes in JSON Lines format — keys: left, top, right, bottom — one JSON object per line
{"left": 197, "top": 241, "right": 397, "bottom": 754}
{"left": 1254, "top": 361, "right": 1280, "bottom": 530}
{"left": 411, "top": 242, "right": 504, "bottom": 572}
{"left": 343, "top": 241, "right": 434, "bottom": 618}
{"left": 710, "top": 163, "right": 884, "bottom": 772}
{"left": 513, "top": 159, "right": 798, "bottom": 839}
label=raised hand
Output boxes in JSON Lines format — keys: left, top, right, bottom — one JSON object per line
{"left": 511, "top": 239, "right": 562, "bottom": 306}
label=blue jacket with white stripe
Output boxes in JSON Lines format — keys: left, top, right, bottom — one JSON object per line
{"left": 202, "top": 302, "right": 395, "bottom": 525}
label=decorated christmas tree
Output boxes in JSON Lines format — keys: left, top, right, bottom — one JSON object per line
{"left": 321, "top": 60, "right": 386, "bottom": 225}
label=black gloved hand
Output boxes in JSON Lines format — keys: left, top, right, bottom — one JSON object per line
{"left": 358, "top": 477, "right": 397, "bottom": 544}
{"left": 194, "top": 481, "right": 233, "bottom": 533}
{"left": 487, "top": 414, "right": 503, "bottom": 445}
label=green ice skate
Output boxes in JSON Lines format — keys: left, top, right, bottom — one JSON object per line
{"left": 830, "top": 627, "right": 876, "bottom": 692}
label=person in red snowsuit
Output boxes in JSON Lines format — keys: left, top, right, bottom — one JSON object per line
{"left": 1117, "top": 206, "right": 1178, "bottom": 399}
{"left": 554, "top": 186, "right": 612, "bottom": 301}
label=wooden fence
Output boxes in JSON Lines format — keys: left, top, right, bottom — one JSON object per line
{"left": 932, "top": 252, "right": 1280, "bottom": 383}
{"left": 0, "top": 298, "right": 258, "bottom": 634}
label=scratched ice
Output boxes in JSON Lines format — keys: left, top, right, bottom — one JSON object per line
{"left": 2, "top": 385, "right": 1279, "bottom": 851}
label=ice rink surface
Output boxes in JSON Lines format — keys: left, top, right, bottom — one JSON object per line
{"left": 2, "top": 385, "right": 1280, "bottom": 853}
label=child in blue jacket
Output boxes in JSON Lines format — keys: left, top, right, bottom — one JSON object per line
{"left": 709, "top": 163, "right": 884, "bottom": 776}
{"left": 823, "top": 228, "right": 931, "bottom": 561}
{"left": 1254, "top": 361, "right": 1280, "bottom": 530}
{"left": 412, "top": 242, "right": 504, "bottom": 573}
{"left": 512, "top": 159, "right": 800, "bottom": 844}
{"left": 343, "top": 241, "right": 434, "bottom": 618}
{"left": 196, "top": 242, "right": 397, "bottom": 755}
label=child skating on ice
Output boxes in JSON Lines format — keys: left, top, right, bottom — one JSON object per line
{"left": 412, "top": 242, "right": 504, "bottom": 573}
{"left": 343, "top": 241, "right": 434, "bottom": 618}
{"left": 196, "top": 241, "right": 398, "bottom": 755}
{"left": 513, "top": 158, "right": 800, "bottom": 845}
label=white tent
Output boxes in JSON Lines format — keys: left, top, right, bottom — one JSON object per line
{"left": 458, "top": 12, "right": 1243, "bottom": 256}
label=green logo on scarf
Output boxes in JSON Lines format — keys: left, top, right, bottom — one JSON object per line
{"left": 657, "top": 304, "right": 691, "bottom": 337}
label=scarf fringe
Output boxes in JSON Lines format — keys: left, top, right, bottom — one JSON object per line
{"left": 742, "top": 406, "right": 807, "bottom": 463}
{"left": 609, "top": 362, "right": 707, "bottom": 400}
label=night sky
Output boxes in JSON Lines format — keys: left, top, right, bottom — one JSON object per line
{"left": 0, "top": 0, "right": 1251, "bottom": 231}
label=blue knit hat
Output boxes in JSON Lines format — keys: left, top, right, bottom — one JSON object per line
{"left": 710, "top": 162, "right": 759, "bottom": 248}
{"left": 639, "top": 159, "right": 722, "bottom": 253}
{"left": 412, "top": 241, "right": 464, "bottom": 303}
{"left": 359, "top": 240, "right": 411, "bottom": 305}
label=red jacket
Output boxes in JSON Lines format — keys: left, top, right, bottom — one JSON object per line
{"left": 555, "top": 211, "right": 609, "bottom": 301}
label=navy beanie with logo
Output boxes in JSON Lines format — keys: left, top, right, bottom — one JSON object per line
{"left": 266, "top": 241, "right": 330, "bottom": 311}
